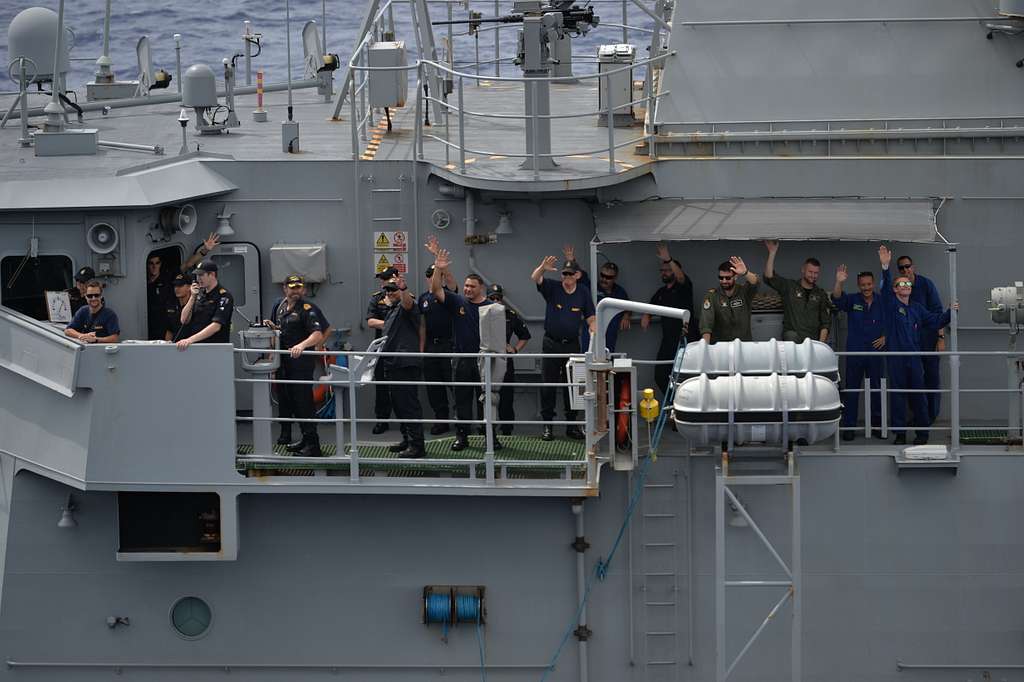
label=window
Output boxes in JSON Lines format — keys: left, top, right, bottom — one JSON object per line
{"left": 1, "top": 255, "right": 73, "bottom": 320}
{"left": 169, "top": 596, "right": 213, "bottom": 640}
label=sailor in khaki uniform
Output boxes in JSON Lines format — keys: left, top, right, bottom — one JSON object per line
{"left": 700, "top": 257, "right": 760, "bottom": 343}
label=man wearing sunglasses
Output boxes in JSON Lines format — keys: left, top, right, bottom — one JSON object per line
{"left": 879, "top": 245, "right": 958, "bottom": 445}
{"left": 894, "top": 254, "right": 945, "bottom": 425}
{"left": 64, "top": 280, "right": 120, "bottom": 344}
{"left": 699, "top": 257, "right": 760, "bottom": 343}
{"left": 641, "top": 243, "right": 697, "bottom": 394}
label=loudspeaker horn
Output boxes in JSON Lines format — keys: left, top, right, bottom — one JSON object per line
{"left": 158, "top": 203, "right": 198, "bottom": 235}
{"left": 86, "top": 222, "right": 119, "bottom": 255}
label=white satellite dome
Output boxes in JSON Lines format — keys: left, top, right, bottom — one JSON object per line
{"left": 7, "top": 7, "right": 71, "bottom": 80}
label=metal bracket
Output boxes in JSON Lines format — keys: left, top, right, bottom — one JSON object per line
{"left": 573, "top": 624, "right": 592, "bottom": 641}
{"left": 571, "top": 535, "right": 590, "bottom": 553}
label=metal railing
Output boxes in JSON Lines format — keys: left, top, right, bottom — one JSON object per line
{"left": 233, "top": 347, "right": 599, "bottom": 487}
{"left": 343, "top": 0, "right": 673, "bottom": 175}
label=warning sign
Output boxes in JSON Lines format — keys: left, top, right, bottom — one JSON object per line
{"left": 373, "top": 231, "right": 408, "bottom": 252}
{"left": 392, "top": 253, "right": 407, "bottom": 274}
{"left": 375, "top": 253, "right": 392, "bottom": 273}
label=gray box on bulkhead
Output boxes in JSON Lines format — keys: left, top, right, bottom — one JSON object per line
{"left": 269, "top": 243, "right": 327, "bottom": 283}
{"left": 368, "top": 41, "right": 407, "bottom": 108}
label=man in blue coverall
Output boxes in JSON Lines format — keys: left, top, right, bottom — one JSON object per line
{"left": 878, "top": 245, "right": 958, "bottom": 445}
{"left": 831, "top": 264, "right": 886, "bottom": 441}
{"left": 894, "top": 254, "right": 946, "bottom": 425}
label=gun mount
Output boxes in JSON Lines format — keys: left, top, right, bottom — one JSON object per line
{"left": 433, "top": 0, "right": 601, "bottom": 171}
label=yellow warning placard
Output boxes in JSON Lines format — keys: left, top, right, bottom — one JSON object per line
{"left": 373, "top": 231, "right": 408, "bottom": 252}
{"left": 375, "top": 253, "right": 392, "bottom": 273}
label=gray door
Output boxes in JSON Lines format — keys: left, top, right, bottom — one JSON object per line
{"left": 211, "top": 242, "right": 262, "bottom": 412}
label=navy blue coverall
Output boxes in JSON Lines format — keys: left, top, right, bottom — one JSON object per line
{"left": 880, "top": 269, "right": 951, "bottom": 441}
{"left": 908, "top": 273, "right": 945, "bottom": 424}
{"left": 832, "top": 290, "right": 885, "bottom": 431}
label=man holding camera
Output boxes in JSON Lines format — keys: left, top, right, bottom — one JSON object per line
{"left": 176, "top": 261, "right": 235, "bottom": 350}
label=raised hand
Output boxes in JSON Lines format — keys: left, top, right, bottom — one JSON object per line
{"left": 764, "top": 239, "right": 779, "bottom": 254}
{"left": 435, "top": 248, "right": 451, "bottom": 271}
{"left": 836, "top": 264, "right": 848, "bottom": 283}
{"left": 395, "top": 274, "right": 408, "bottom": 290}
{"left": 203, "top": 233, "right": 220, "bottom": 253}
{"left": 562, "top": 244, "right": 575, "bottom": 263}
{"left": 656, "top": 242, "right": 671, "bottom": 262}
{"left": 729, "top": 256, "right": 748, "bottom": 276}
{"left": 425, "top": 234, "right": 440, "bottom": 256}
{"left": 541, "top": 255, "right": 558, "bottom": 272}
{"left": 878, "top": 244, "right": 891, "bottom": 268}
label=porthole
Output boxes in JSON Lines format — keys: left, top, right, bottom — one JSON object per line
{"left": 169, "top": 596, "right": 213, "bottom": 640}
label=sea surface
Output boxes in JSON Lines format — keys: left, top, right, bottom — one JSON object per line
{"left": 0, "top": 0, "right": 646, "bottom": 91}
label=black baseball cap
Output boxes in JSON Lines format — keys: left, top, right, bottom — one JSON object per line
{"left": 193, "top": 260, "right": 218, "bottom": 274}
{"left": 376, "top": 267, "right": 399, "bottom": 280}
{"left": 74, "top": 266, "right": 96, "bottom": 283}
{"left": 487, "top": 283, "right": 504, "bottom": 299}
{"left": 561, "top": 260, "right": 580, "bottom": 275}
{"left": 171, "top": 273, "right": 189, "bottom": 287}
{"left": 285, "top": 274, "right": 305, "bottom": 288}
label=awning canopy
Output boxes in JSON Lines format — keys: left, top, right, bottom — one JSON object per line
{"left": 594, "top": 199, "right": 939, "bottom": 243}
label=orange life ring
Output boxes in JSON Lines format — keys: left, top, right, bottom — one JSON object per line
{"left": 312, "top": 354, "right": 336, "bottom": 406}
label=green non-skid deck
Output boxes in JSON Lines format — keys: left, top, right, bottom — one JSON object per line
{"left": 960, "top": 429, "right": 1024, "bottom": 446}
{"left": 236, "top": 435, "right": 587, "bottom": 479}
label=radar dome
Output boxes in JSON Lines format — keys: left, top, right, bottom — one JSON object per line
{"left": 7, "top": 7, "right": 70, "bottom": 79}
{"left": 182, "top": 64, "right": 218, "bottom": 108}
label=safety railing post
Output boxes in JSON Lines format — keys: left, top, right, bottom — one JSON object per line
{"left": 458, "top": 75, "right": 466, "bottom": 172}
{"left": 349, "top": 78, "right": 359, "bottom": 159}
{"left": 494, "top": 0, "right": 500, "bottom": 76}
{"left": 864, "top": 384, "right": 871, "bottom": 439}
{"left": 483, "top": 356, "right": 495, "bottom": 484}
{"left": 880, "top": 377, "right": 888, "bottom": 439}
{"left": 444, "top": 74, "right": 451, "bottom": 166}
{"left": 349, "top": 375, "right": 360, "bottom": 481}
{"left": 950, "top": 353, "right": 961, "bottom": 452}
{"left": 605, "top": 73, "right": 616, "bottom": 173}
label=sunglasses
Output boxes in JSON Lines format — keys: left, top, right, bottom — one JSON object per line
{"left": 895, "top": 282, "right": 913, "bottom": 289}
{"left": 718, "top": 275, "right": 735, "bottom": 280}
{"left": 897, "top": 263, "right": 913, "bottom": 270}
{"left": 85, "top": 293, "right": 102, "bottom": 299}
{"left": 561, "top": 271, "right": 575, "bottom": 277}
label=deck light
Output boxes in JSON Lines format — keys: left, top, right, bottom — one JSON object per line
{"left": 57, "top": 494, "right": 78, "bottom": 528}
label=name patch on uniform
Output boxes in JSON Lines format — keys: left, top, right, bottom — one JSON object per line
{"left": 852, "top": 304, "right": 864, "bottom": 311}
{"left": 898, "top": 307, "right": 907, "bottom": 316}
{"left": 730, "top": 299, "right": 744, "bottom": 308}
{"left": 570, "top": 307, "right": 580, "bottom": 312}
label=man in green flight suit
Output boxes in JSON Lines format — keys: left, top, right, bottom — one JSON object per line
{"left": 763, "top": 240, "right": 832, "bottom": 343}
{"left": 700, "top": 256, "right": 761, "bottom": 342}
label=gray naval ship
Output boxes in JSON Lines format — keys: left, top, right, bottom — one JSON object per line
{"left": 2, "top": 0, "right": 1024, "bottom": 679}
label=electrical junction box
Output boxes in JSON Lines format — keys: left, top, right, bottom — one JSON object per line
{"left": 597, "top": 44, "right": 635, "bottom": 128}
{"left": 368, "top": 41, "right": 407, "bottom": 108}
{"left": 269, "top": 243, "right": 327, "bottom": 283}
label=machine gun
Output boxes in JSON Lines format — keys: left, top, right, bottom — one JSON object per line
{"left": 432, "top": 3, "right": 599, "bottom": 37}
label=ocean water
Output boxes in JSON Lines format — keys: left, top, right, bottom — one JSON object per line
{"left": 0, "top": 0, "right": 646, "bottom": 91}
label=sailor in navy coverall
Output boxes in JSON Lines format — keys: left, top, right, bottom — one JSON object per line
{"left": 878, "top": 246, "right": 957, "bottom": 445}
{"left": 831, "top": 265, "right": 886, "bottom": 440}
{"left": 895, "top": 254, "right": 946, "bottom": 425}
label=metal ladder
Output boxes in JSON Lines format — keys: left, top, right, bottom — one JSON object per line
{"left": 640, "top": 463, "right": 682, "bottom": 681}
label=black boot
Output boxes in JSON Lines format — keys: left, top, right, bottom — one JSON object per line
{"left": 301, "top": 435, "right": 322, "bottom": 458}
{"left": 389, "top": 440, "right": 410, "bottom": 453}
{"left": 451, "top": 431, "right": 469, "bottom": 451}
{"left": 276, "top": 426, "right": 293, "bottom": 446}
{"left": 894, "top": 434, "right": 907, "bottom": 445}
{"left": 542, "top": 425, "right": 554, "bottom": 441}
{"left": 398, "top": 444, "right": 426, "bottom": 458}
{"left": 285, "top": 435, "right": 307, "bottom": 453}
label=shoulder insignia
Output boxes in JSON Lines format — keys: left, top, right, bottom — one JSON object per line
{"left": 219, "top": 288, "right": 226, "bottom": 294}
{"left": 707, "top": 288, "right": 716, "bottom": 294}
{"left": 303, "top": 303, "right": 312, "bottom": 310}
{"left": 703, "top": 299, "right": 711, "bottom": 310}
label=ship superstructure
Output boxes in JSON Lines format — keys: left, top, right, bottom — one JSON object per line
{"left": 1, "top": 0, "right": 1024, "bottom": 680}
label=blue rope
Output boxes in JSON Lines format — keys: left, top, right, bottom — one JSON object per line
{"left": 540, "top": 342, "right": 686, "bottom": 681}
{"left": 427, "top": 592, "right": 487, "bottom": 682}
{"left": 425, "top": 592, "right": 452, "bottom": 640}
